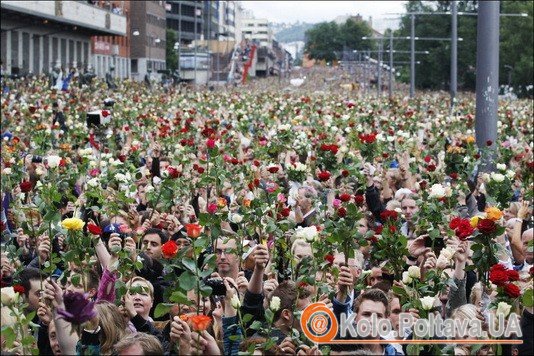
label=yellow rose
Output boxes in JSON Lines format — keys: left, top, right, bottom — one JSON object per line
{"left": 465, "top": 136, "right": 475, "bottom": 144}
{"left": 485, "top": 207, "right": 503, "bottom": 221}
{"left": 470, "top": 216, "right": 480, "bottom": 228}
{"left": 61, "top": 217, "right": 85, "bottom": 231}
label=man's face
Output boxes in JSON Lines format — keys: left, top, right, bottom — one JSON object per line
{"left": 27, "top": 279, "right": 42, "bottom": 312}
{"left": 368, "top": 268, "right": 383, "bottom": 287}
{"left": 297, "top": 189, "right": 312, "bottom": 212}
{"left": 389, "top": 297, "right": 401, "bottom": 330}
{"left": 48, "top": 321, "right": 62, "bottom": 355}
{"left": 333, "top": 253, "right": 360, "bottom": 281}
{"left": 215, "top": 238, "right": 238, "bottom": 276}
{"left": 142, "top": 233, "right": 162, "bottom": 259}
{"left": 355, "top": 300, "right": 387, "bottom": 339}
{"left": 357, "top": 218, "right": 368, "bottom": 235}
{"left": 401, "top": 198, "right": 418, "bottom": 222}
{"left": 522, "top": 229, "right": 533, "bottom": 264}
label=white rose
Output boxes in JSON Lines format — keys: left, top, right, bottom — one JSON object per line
{"left": 408, "top": 266, "right": 421, "bottom": 279}
{"left": 35, "top": 166, "right": 45, "bottom": 176}
{"left": 429, "top": 184, "right": 446, "bottom": 198}
{"left": 491, "top": 173, "right": 505, "bottom": 182}
{"left": 3, "top": 168, "right": 12, "bottom": 175}
{"left": 496, "top": 163, "right": 506, "bottom": 171}
{"left": 46, "top": 155, "right": 61, "bottom": 168}
{"left": 295, "top": 226, "right": 318, "bottom": 242}
{"left": 481, "top": 173, "right": 490, "bottom": 182}
{"left": 420, "top": 296, "right": 436, "bottom": 311}
{"left": 230, "top": 294, "right": 241, "bottom": 309}
{"left": 152, "top": 176, "right": 162, "bottom": 185}
{"left": 0, "top": 287, "right": 17, "bottom": 306}
{"left": 439, "top": 247, "right": 455, "bottom": 262}
{"left": 496, "top": 301, "right": 512, "bottom": 318}
{"left": 115, "top": 173, "right": 128, "bottom": 183}
{"left": 463, "top": 157, "right": 470, "bottom": 163}
{"left": 230, "top": 213, "right": 243, "bottom": 224}
{"left": 86, "top": 178, "right": 100, "bottom": 188}
{"left": 269, "top": 296, "right": 281, "bottom": 311}
{"left": 402, "top": 271, "right": 413, "bottom": 284}
{"left": 506, "top": 170, "right": 515, "bottom": 179}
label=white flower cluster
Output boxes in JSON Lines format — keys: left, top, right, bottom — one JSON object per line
{"left": 295, "top": 226, "right": 318, "bottom": 242}
{"left": 428, "top": 183, "right": 452, "bottom": 199}
{"left": 278, "top": 124, "right": 291, "bottom": 132}
{"left": 288, "top": 162, "right": 308, "bottom": 172}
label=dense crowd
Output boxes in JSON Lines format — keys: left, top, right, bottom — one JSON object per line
{"left": 0, "top": 71, "right": 533, "bottom": 355}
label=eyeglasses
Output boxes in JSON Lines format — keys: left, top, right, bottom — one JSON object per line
{"left": 215, "top": 248, "right": 233, "bottom": 256}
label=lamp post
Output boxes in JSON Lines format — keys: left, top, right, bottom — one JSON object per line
{"left": 194, "top": 7, "right": 202, "bottom": 90}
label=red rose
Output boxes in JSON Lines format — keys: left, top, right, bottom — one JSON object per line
{"left": 20, "top": 181, "right": 33, "bottom": 193}
{"left": 329, "top": 145, "right": 339, "bottom": 154}
{"left": 477, "top": 218, "right": 497, "bottom": 235}
{"left": 419, "top": 180, "right": 428, "bottom": 190}
{"left": 530, "top": 266, "right": 534, "bottom": 277}
{"left": 317, "top": 171, "right": 331, "bottom": 182}
{"left": 474, "top": 153, "right": 481, "bottom": 159}
{"left": 374, "top": 226, "right": 383, "bottom": 235}
{"left": 449, "top": 172, "right": 459, "bottom": 180}
{"left": 504, "top": 283, "right": 521, "bottom": 298}
{"left": 449, "top": 217, "right": 463, "bottom": 230}
{"left": 197, "top": 167, "right": 205, "bottom": 174}
{"left": 489, "top": 264, "right": 509, "bottom": 286}
{"left": 253, "top": 160, "right": 261, "bottom": 167}
{"left": 101, "top": 110, "right": 110, "bottom": 118}
{"left": 13, "top": 284, "right": 25, "bottom": 294}
{"left": 231, "top": 158, "right": 239, "bottom": 165}
{"left": 341, "top": 169, "right": 349, "bottom": 177}
{"left": 382, "top": 153, "right": 389, "bottom": 158}
{"left": 339, "top": 193, "right": 351, "bottom": 202}
{"left": 337, "top": 207, "right": 347, "bottom": 218}
{"left": 354, "top": 194, "right": 365, "bottom": 206}
{"left": 87, "top": 223, "right": 102, "bottom": 235}
{"left": 424, "top": 155, "right": 432, "bottom": 163}
{"left": 206, "top": 139, "right": 216, "bottom": 149}
{"left": 455, "top": 220, "right": 474, "bottom": 240}
{"left": 427, "top": 164, "right": 436, "bottom": 172}
{"left": 389, "top": 225, "right": 397, "bottom": 233}
{"left": 486, "top": 140, "right": 493, "bottom": 146}
{"left": 161, "top": 240, "right": 179, "bottom": 259}
{"left": 280, "top": 207, "right": 290, "bottom": 218}
{"left": 267, "top": 166, "right": 279, "bottom": 173}
{"left": 167, "top": 166, "right": 180, "bottom": 179}
{"left": 207, "top": 203, "right": 217, "bottom": 214}
{"left": 324, "top": 254, "right": 335, "bottom": 265}
{"left": 506, "top": 269, "right": 520, "bottom": 282}
{"left": 380, "top": 210, "right": 398, "bottom": 222}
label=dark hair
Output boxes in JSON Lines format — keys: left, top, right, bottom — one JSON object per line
{"left": 270, "top": 281, "right": 311, "bottom": 322}
{"left": 18, "top": 267, "right": 41, "bottom": 297}
{"left": 353, "top": 288, "right": 389, "bottom": 316}
{"left": 142, "top": 228, "right": 168, "bottom": 244}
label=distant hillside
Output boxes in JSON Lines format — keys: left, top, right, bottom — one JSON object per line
{"left": 273, "top": 22, "right": 315, "bottom": 43}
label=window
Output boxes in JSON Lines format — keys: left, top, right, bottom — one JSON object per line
{"left": 131, "top": 58, "right": 137, "bottom": 73}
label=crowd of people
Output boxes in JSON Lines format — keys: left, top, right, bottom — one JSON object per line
{"left": 0, "top": 70, "right": 533, "bottom": 355}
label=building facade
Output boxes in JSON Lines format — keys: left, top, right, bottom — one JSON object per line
{"left": 241, "top": 17, "right": 273, "bottom": 48}
{"left": 130, "top": 0, "right": 167, "bottom": 81}
{"left": 0, "top": 0, "right": 126, "bottom": 76}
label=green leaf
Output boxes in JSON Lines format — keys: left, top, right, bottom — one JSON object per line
{"left": 249, "top": 320, "right": 263, "bottom": 330}
{"left": 182, "top": 258, "right": 197, "bottom": 273}
{"left": 1, "top": 327, "right": 16, "bottom": 348}
{"left": 169, "top": 291, "right": 190, "bottom": 304}
{"left": 154, "top": 303, "right": 173, "bottom": 318}
{"left": 428, "top": 228, "right": 440, "bottom": 240}
{"left": 199, "top": 283, "right": 213, "bottom": 297}
{"left": 241, "top": 313, "right": 253, "bottom": 324}
{"left": 178, "top": 271, "right": 196, "bottom": 291}
{"left": 522, "top": 288, "right": 534, "bottom": 308}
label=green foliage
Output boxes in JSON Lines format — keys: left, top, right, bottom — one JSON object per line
{"left": 304, "top": 19, "right": 374, "bottom": 62}
{"left": 393, "top": 1, "right": 533, "bottom": 96}
{"left": 166, "top": 29, "right": 178, "bottom": 72}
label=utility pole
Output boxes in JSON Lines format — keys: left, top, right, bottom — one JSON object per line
{"left": 475, "top": 1, "right": 500, "bottom": 171}
{"left": 377, "top": 40, "right": 382, "bottom": 97}
{"left": 389, "top": 31, "right": 393, "bottom": 98}
{"left": 410, "top": 14, "right": 415, "bottom": 98}
{"left": 450, "top": 0, "right": 458, "bottom": 107}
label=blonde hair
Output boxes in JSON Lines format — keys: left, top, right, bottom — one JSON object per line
{"left": 451, "top": 303, "right": 478, "bottom": 322}
{"left": 95, "top": 301, "right": 131, "bottom": 355}
{"left": 114, "top": 332, "right": 163, "bottom": 355}
{"left": 126, "top": 276, "right": 154, "bottom": 300}
{"left": 470, "top": 282, "right": 483, "bottom": 306}
{"left": 386, "top": 199, "right": 401, "bottom": 211}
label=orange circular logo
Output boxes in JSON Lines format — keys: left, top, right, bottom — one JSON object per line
{"left": 300, "top": 302, "right": 338, "bottom": 343}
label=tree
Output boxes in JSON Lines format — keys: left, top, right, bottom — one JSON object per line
{"left": 166, "top": 29, "right": 178, "bottom": 72}
{"left": 304, "top": 19, "right": 375, "bottom": 62}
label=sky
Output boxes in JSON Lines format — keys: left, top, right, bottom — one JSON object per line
{"left": 240, "top": 1, "right": 408, "bottom": 32}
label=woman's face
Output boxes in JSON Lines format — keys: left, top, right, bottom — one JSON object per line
{"left": 128, "top": 281, "right": 153, "bottom": 318}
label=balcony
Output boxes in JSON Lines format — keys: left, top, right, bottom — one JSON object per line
{"left": 0, "top": 0, "right": 126, "bottom": 35}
